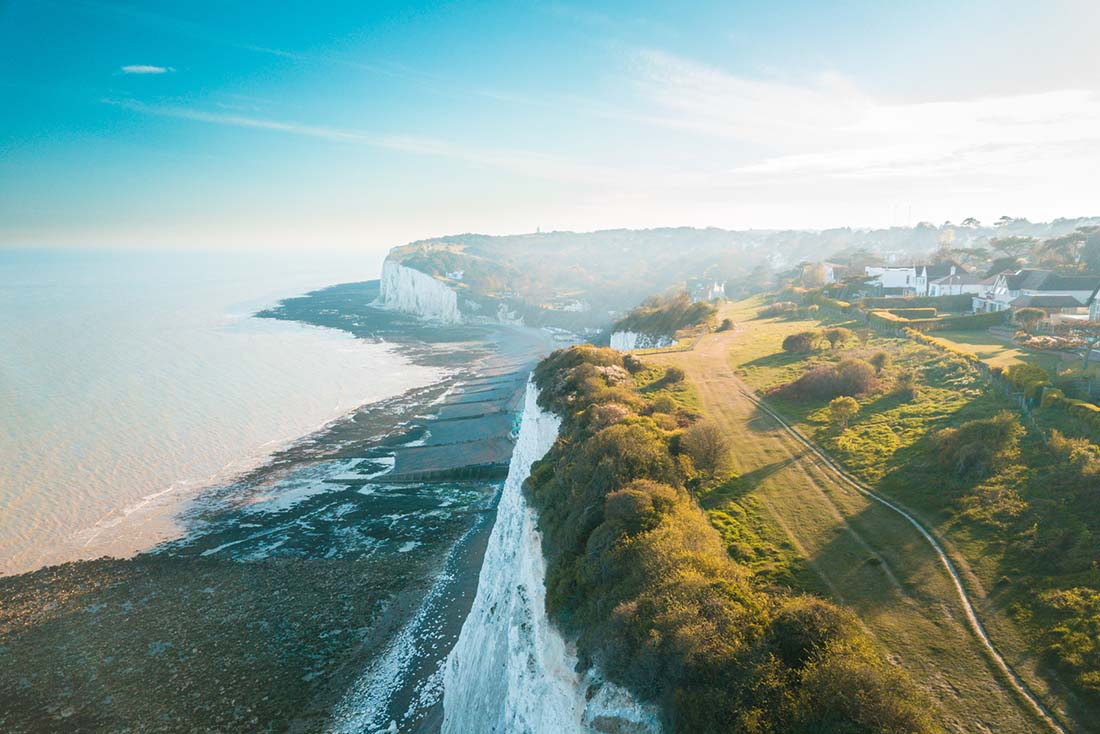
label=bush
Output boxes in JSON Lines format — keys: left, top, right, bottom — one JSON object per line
{"left": 717, "top": 318, "right": 734, "bottom": 332}
{"left": 869, "top": 351, "right": 891, "bottom": 374}
{"left": 680, "top": 420, "right": 733, "bottom": 479}
{"left": 1014, "top": 307, "right": 1046, "bottom": 332}
{"left": 664, "top": 366, "right": 686, "bottom": 383}
{"left": 529, "top": 344, "right": 932, "bottom": 734}
{"left": 779, "top": 359, "right": 877, "bottom": 402}
{"left": 828, "top": 396, "right": 860, "bottom": 429}
{"left": 822, "top": 327, "right": 855, "bottom": 349}
{"left": 759, "top": 301, "right": 799, "bottom": 318}
{"left": 932, "top": 411, "right": 1023, "bottom": 477}
{"left": 1004, "top": 363, "right": 1051, "bottom": 401}
{"left": 894, "top": 368, "right": 919, "bottom": 401}
{"left": 622, "top": 353, "right": 646, "bottom": 373}
{"left": 783, "top": 330, "right": 822, "bottom": 354}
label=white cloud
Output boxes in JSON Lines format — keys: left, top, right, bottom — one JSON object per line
{"left": 631, "top": 50, "right": 1100, "bottom": 182}
{"left": 120, "top": 65, "right": 173, "bottom": 74}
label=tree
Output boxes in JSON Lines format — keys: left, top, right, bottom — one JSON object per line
{"left": 1014, "top": 307, "right": 1046, "bottom": 334}
{"left": 828, "top": 396, "right": 860, "bottom": 429}
{"left": 990, "top": 235, "right": 1037, "bottom": 259}
{"left": 986, "top": 255, "right": 1023, "bottom": 277}
{"left": 961, "top": 217, "right": 981, "bottom": 228}
{"left": 1077, "top": 227, "right": 1100, "bottom": 272}
{"left": 680, "top": 420, "right": 733, "bottom": 479}
{"left": 1039, "top": 232, "right": 1087, "bottom": 271}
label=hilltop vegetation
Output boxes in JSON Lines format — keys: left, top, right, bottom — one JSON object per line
{"left": 527, "top": 345, "right": 933, "bottom": 734}
{"left": 612, "top": 291, "right": 717, "bottom": 337}
{"left": 735, "top": 295, "right": 1100, "bottom": 717}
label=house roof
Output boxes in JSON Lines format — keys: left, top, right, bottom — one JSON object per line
{"left": 917, "top": 261, "right": 968, "bottom": 280}
{"left": 1004, "top": 269, "right": 1100, "bottom": 292}
{"left": 930, "top": 271, "right": 988, "bottom": 286}
{"left": 1010, "top": 295, "right": 1086, "bottom": 309}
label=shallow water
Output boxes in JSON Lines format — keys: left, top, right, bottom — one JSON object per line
{"left": 0, "top": 249, "right": 442, "bottom": 574}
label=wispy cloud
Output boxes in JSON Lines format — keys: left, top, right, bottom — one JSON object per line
{"left": 121, "top": 65, "right": 173, "bottom": 75}
{"left": 102, "top": 98, "right": 627, "bottom": 185}
{"left": 629, "top": 50, "right": 1100, "bottom": 181}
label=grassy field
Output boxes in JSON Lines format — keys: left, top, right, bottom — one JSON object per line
{"left": 931, "top": 328, "right": 1065, "bottom": 371}
{"left": 644, "top": 296, "right": 1078, "bottom": 734}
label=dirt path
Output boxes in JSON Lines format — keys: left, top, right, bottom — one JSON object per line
{"left": 647, "top": 322, "right": 1063, "bottom": 734}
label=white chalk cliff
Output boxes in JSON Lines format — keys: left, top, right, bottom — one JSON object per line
{"left": 610, "top": 331, "right": 673, "bottom": 352}
{"left": 380, "top": 260, "right": 462, "bottom": 323}
{"left": 442, "top": 381, "right": 660, "bottom": 734}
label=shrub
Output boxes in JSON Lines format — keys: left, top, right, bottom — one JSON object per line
{"left": 828, "top": 396, "right": 860, "bottom": 429}
{"left": 779, "top": 359, "right": 877, "bottom": 402}
{"left": 822, "top": 327, "right": 856, "bottom": 349}
{"left": 529, "top": 344, "right": 933, "bottom": 734}
{"left": 717, "top": 318, "right": 734, "bottom": 332}
{"left": 869, "top": 351, "right": 891, "bottom": 374}
{"left": 680, "top": 420, "right": 733, "bottom": 479}
{"left": 783, "top": 330, "right": 822, "bottom": 354}
{"left": 1004, "top": 363, "right": 1051, "bottom": 401}
{"left": 931, "top": 411, "right": 1023, "bottom": 477}
{"left": 894, "top": 368, "right": 919, "bottom": 401}
{"left": 664, "top": 366, "right": 686, "bottom": 383}
{"left": 622, "top": 354, "right": 646, "bottom": 373}
{"left": 759, "top": 301, "right": 799, "bottom": 318}
{"left": 1014, "top": 307, "right": 1046, "bottom": 332}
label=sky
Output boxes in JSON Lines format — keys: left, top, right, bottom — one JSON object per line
{"left": 2, "top": 0, "right": 1100, "bottom": 253}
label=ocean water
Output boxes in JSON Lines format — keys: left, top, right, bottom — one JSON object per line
{"left": 0, "top": 248, "right": 443, "bottom": 575}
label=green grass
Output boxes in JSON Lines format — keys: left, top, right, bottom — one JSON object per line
{"left": 717, "top": 296, "right": 1098, "bottom": 729}
{"left": 931, "top": 329, "right": 1064, "bottom": 371}
{"left": 632, "top": 364, "right": 703, "bottom": 413}
{"left": 640, "top": 303, "right": 1057, "bottom": 732}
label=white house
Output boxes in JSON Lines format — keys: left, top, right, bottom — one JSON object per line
{"left": 972, "top": 269, "right": 1100, "bottom": 313}
{"left": 865, "top": 266, "right": 918, "bottom": 295}
{"left": 865, "top": 261, "right": 966, "bottom": 297}
{"left": 822, "top": 262, "right": 847, "bottom": 284}
{"left": 928, "top": 271, "right": 991, "bottom": 297}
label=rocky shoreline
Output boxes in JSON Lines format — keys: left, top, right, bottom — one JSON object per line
{"left": 0, "top": 281, "right": 561, "bottom": 733}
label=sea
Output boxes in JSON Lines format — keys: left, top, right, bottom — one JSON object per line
{"left": 0, "top": 248, "right": 443, "bottom": 576}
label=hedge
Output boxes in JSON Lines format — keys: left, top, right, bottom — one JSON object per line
{"left": 807, "top": 292, "right": 851, "bottom": 311}
{"left": 1004, "top": 363, "right": 1052, "bottom": 401}
{"left": 1041, "top": 388, "right": 1100, "bottom": 429}
{"left": 887, "top": 307, "right": 937, "bottom": 319}
{"left": 868, "top": 310, "right": 907, "bottom": 326}
{"left": 903, "top": 328, "right": 983, "bottom": 365}
{"left": 860, "top": 294, "right": 973, "bottom": 312}
{"left": 873, "top": 310, "right": 1007, "bottom": 334}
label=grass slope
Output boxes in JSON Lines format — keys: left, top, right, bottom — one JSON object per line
{"left": 645, "top": 296, "right": 1059, "bottom": 734}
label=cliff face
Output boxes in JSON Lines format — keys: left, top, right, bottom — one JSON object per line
{"left": 442, "top": 382, "right": 659, "bottom": 734}
{"left": 380, "top": 259, "right": 462, "bottom": 323}
{"left": 609, "top": 331, "right": 673, "bottom": 352}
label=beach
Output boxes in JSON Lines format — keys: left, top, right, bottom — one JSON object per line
{"left": 0, "top": 278, "right": 561, "bottom": 733}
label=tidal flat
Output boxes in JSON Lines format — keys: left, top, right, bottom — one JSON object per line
{"left": 0, "top": 281, "right": 559, "bottom": 733}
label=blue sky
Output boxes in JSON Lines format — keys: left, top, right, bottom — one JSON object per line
{"left": 2, "top": 0, "right": 1099, "bottom": 252}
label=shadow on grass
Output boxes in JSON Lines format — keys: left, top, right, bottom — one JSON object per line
{"left": 699, "top": 457, "right": 802, "bottom": 509}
